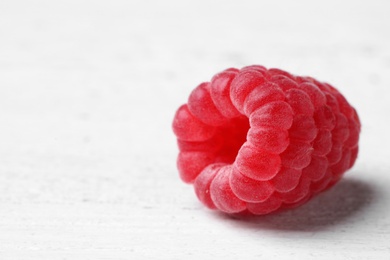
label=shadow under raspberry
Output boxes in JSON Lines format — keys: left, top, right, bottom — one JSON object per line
{"left": 212, "top": 176, "right": 377, "bottom": 231}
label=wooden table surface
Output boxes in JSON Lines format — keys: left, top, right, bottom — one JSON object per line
{"left": 1, "top": 0, "right": 390, "bottom": 259}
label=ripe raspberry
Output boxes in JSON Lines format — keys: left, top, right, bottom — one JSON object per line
{"left": 172, "top": 65, "right": 361, "bottom": 215}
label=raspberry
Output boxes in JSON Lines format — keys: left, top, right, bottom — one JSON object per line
{"left": 172, "top": 65, "right": 361, "bottom": 215}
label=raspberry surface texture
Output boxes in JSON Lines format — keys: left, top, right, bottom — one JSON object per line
{"left": 172, "top": 65, "right": 361, "bottom": 215}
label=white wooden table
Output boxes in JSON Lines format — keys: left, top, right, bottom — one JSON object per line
{"left": 1, "top": 0, "right": 390, "bottom": 259}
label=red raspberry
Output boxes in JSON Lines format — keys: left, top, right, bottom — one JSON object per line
{"left": 172, "top": 65, "right": 361, "bottom": 215}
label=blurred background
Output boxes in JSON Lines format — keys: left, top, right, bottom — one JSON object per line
{"left": 0, "top": 0, "right": 389, "bottom": 258}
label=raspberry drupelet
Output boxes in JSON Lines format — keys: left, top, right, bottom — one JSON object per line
{"left": 172, "top": 65, "right": 361, "bottom": 215}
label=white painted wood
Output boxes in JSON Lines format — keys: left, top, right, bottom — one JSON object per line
{"left": 0, "top": 0, "right": 389, "bottom": 259}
